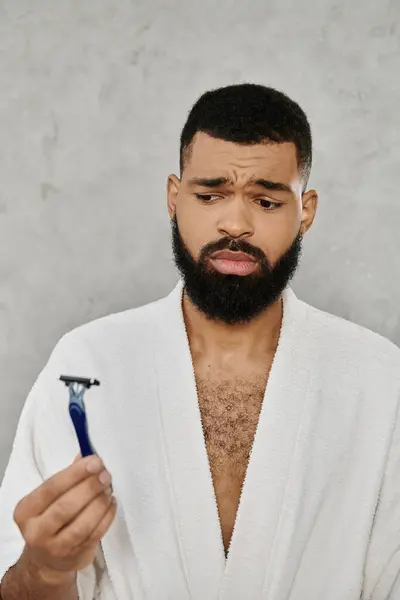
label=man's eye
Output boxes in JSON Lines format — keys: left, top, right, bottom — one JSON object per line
{"left": 257, "top": 199, "right": 281, "bottom": 210}
{"left": 195, "top": 194, "right": 219, "bottom": 202}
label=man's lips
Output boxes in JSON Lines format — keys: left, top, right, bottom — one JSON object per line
{"left": 208, "top": 250, "right": 258, "bottom": 275}
{"left": 210, "top": 250, "right": 257, "bottom": 262}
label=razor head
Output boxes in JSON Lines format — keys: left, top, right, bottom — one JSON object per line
{"left": 60, "top": 375, "right": 100, "bottom": 389}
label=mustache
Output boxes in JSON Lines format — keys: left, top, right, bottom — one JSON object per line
{"left": 200, "top": 236, "right": 268, "bottom": 264}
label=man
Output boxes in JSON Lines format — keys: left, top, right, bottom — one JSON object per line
{"left": 0, "top": 83, "right": 399, "bottom": 600}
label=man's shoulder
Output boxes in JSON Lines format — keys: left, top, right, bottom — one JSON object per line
{"left": 305, "top": 299, "right": 400, "bottom": 369}
{"left": 57, "top": 291, "right": 169, "bottom": 352}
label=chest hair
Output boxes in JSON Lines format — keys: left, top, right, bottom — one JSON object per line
{"left": 195, "top": 375, "right": 267, "bottom": 480}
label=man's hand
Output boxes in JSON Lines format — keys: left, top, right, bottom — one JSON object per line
{"left": 12, "top": 453, "right": 116, "bottom": 585}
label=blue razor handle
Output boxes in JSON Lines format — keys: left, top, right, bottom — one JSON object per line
{"left": 69, "top": 401, "right": 96, "bottom": 457}
{"left": 60, "top": 376, "right": 100, "bottom": 457}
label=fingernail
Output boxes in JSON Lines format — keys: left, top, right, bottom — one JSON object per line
{"left": 104, "top": 487, "right": 113, "bottom": 496}
{"left": 86, "top": 457, "right": 103, "bottom": 473}
{"left": 99, "top": 470, "right": 111, "bottom": 485}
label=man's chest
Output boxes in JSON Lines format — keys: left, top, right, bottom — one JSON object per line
{"left": 195, "top": 370, "right": 269, "bottom": 552}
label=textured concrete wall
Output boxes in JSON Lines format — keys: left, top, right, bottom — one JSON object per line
{"left": 1, "top": 0, "right": 400, "bottom": 477}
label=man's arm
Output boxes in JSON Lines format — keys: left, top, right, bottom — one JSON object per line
{"left": 0, "top": 335, "right": 100, "bottom": 600}
{"left": 362, "top": 399, "right": 400, "bottom": 599}
{"left": 0, "top": 547, "right": 78, "bottom": 600}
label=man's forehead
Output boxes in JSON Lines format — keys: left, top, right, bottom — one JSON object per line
{"left": 187, "top": 133, "right": 297, "bottom": 166}
{"left": 185, "top": 133, "right": 299, "bottom": 181}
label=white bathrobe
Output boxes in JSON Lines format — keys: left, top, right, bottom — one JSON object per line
{"left": 1, "top": 281, "right": 400, "bottom": 600}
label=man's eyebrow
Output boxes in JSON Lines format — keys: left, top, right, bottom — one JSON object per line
{"left": 251, "top": 179, "right": 292, "bottom": 193}
{"left": 187, "top": 177, "right": 292, "bottom": 193}
{"left": 187, "top": 177, "right": 230, "bottom": 188}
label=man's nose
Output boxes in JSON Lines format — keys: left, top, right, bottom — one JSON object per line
{"left": 216, "top": 197, "right": 254, "bottom": 239}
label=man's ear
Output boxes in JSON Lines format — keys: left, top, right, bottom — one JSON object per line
{"left": 167, "top": 174, "right": 180, "bottom": 219}
{"left": 300, "top": 188, "right": 318, "bottom": 235}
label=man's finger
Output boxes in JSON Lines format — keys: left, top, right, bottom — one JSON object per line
{"left": 14, "top": 455, "right": 104, "bottom": 523}
{"left": 55, "top": 491, "right": 114, "bottom": 551}
{"left": 74, "top": 497, "right": 117, "bottom": 550}
{"left": 39, "top": 472, "right": 111, "bottom": 536}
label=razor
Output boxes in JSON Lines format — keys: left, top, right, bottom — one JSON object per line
{"left": 59, "top": 375, "right": 100, "bottom": 457}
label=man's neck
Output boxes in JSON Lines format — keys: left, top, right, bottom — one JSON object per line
{"left": 182, "top": 292, "right": 283, "bottom": 363}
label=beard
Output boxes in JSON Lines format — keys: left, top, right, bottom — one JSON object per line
{"left": 171, "top": 214, "right": 303, "bottom": 324}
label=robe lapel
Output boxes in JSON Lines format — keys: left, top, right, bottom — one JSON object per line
{"left": 154, "top": 281, "right": 313, "bottom": 600}
{"left": 154, "top": 281, "right": 226, "bottom": 600}
{"left": 218, "top": 287, "right": 313, "bottom": 600}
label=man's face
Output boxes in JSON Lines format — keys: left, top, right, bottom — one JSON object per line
{"left": 168, "top": 132, "right": 317, "bottom": 324}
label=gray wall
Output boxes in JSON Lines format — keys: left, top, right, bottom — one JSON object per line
{"left": 1, "top": 0, "right": 400, "bottom": 478}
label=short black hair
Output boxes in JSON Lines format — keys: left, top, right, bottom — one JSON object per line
{"left": 180, "top": 83, "right": 312, "bottom": 189}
